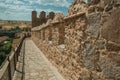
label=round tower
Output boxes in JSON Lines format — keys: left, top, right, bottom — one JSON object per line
{"left": 40, "top": 11, "right": 46, "bottom": 19}
{"left": 32, "top": 10, "right": 37, "bottom": 27}
{"left": 48, "top": 12, "right": 55, "bottom": 20}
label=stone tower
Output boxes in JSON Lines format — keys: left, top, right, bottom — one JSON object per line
{"left": 48, "top": 12, "right": 55, "bottom": 20}
{"left": 39, "top": 11, "right": 47, "bottom": 25}
{"left": 39, "top": 11, "right": 46, "bottom": 19}
{"left": 32, "top": 10, "right": 37, "bottom": 27}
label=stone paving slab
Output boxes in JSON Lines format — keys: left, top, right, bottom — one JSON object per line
{"left": 13, "top": 39, "right": 65, "bottom": 80}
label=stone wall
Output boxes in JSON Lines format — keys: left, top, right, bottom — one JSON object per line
{"left": 32, "top": 11, "right": 55, "bottom": 27}
{"left": 31, "top": 0, "right": 120, "bottom": 80}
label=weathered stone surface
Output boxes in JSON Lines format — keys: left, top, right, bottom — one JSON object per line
{"left": 86, "top": 13, "right": 101, "bottom": 38}
{"left": 106, "top": 42, "right": 120, "bottom": 51}
{"left": 95, "top": 40, "right": 106, "bottom": 49}
{"left": 46, "top": 19, "right": 52, "bottom": 25}
{"left": 31, "top": 0, "right": 120, "bottom": 80}
{"left": 67, "top": 0, "right": 87, "bottom": 16}
{"left": 99, "top": 55, "right": 120, "bottom": 79}
{"left": 53, "top": 13, "right": 64, "bottom": 22}
{"left": 108, "top": 52, "right": 120, "bottom": 63}
{"left": 87, "top": 6, "right": 95, "bottom": 14}
{"left": 91, "top": 0, "right": 100, "bottom": 4}
{"left": 102, "top": 0, "right": 120, "bottom": 6}
{"left": 104, "top": 4, "right": 113, "bottom": 12}
{"left": 1, "top": 68, "right": 10, "bottom": 80}
{"left": 99, "top": 0, "right": 113, "bottom": 8}
{"left": 101, "top": 9, "right": 120, "bottom": 44}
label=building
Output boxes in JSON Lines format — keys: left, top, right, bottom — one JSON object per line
{"left": 32, "top": 11, "right": 55, "bottom": 27}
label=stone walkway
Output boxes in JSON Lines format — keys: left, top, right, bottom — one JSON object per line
{"left": 13, "top": 39, "right": 65, "bottom": 80}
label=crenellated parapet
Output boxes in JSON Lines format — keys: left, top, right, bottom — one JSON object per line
{"left": 32, "top": 11, "right": 55, "bottom": 28}
{"left": 47, "top": 12, "right": 55, "bottom": 20}
{"left": 31, "top": 0, "right": 120, "bottom": 80}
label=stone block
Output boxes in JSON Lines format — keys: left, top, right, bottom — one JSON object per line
{"left": 83, "top": 43, "right": 96, "bottom": 70}
{"left": 101, "top": 9, "right": 120, "bottom": 45}
{"left": 106, "top": 42, "right": 120, "bottom": 51}
{"left": 95, "top": 40, "right": 106, "bottom": 49}
{"left": 91, "top": 0, "right": 100, "bottom": 4}
{"left": 99, "top": 55, "right": 120, "bottom": 79}
{"left": 86, "top": 13, "right": 101, "bottom": 38}
{"left": 88, "top": 6, "right": 95, "bottom": 14}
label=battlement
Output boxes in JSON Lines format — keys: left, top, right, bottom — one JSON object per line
{"left": 32, "top": 11, "right": 55, "bottom": 27}
{"left": 31, "top": 0, "right": 120, "bottom": 80}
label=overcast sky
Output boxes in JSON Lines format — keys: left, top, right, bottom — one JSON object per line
{"left": 0, "top": 0, "right": 75, "bottom": 21}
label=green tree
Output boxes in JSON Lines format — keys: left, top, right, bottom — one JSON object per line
{"left": 0, "top": 52, "right": 6, "bottom": 66}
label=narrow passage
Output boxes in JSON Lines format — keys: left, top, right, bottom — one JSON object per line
{"left": 13, "top": 39, "right": 65, "bottom": 80}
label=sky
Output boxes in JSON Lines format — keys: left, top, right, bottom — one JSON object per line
{"left": 0, "top": 0, "right": 75, "bottom": 21}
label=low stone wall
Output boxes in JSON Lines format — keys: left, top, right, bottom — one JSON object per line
{"left": 31, "top": 8, "right": 120, "bottom": 80}
{"left": 0, "top": 35, "right": 25, "bottom": 80}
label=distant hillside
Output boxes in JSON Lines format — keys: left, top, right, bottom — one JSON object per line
{"left": 0, "top": 20, "right": 31, "bottom": 30}
{"left": 0, "top": 19, "right": 2, "bottom": 21}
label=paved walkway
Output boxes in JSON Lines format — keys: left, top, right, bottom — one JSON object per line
{"left": 13, "top": 39, "right": 65, "bottom": 80}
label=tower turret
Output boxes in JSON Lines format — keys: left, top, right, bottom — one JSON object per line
{"left": 39, "top": 11, "right": 46, "bottom": 19}
{"left": 47, "top": 12, "right": 55, "bottom": 20}
{"left": 39, "top": 11, "right": 47, "bottom": 25}
{"left": 32, "top": 10, "right": 37, "bottom": 27}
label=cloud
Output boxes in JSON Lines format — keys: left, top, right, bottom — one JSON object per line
{"left": 40, "top": 0, "right": 71, "bottom": 7}
{"left": 0, "top": 0, "right": 74, "bottom": 21}
{"left": 25, "top": 0, "right": 71, "bottom": 7}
